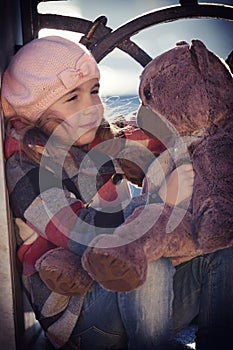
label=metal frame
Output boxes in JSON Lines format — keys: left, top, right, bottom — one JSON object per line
{"left": 20, "top": 0, "right": 233, "bottom": 66}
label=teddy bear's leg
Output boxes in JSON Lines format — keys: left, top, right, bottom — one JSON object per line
{"left": 35, "top": 247, "right": 94, "bottom": 296}
{"left": 82, "top": 234, "right": 148, "bottom": 292}
{"left": 82, "top": 203, "right": 199, "bottom": 292}
{"left": 82, "top": 203, "right": 168, "bottom": 292}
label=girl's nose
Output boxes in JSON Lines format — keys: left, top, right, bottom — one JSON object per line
{"left": 82, "top": 103, "right": 98, "bottom": 115}
{"left": 81, "top": 94, "right": 98, "bottom": 112}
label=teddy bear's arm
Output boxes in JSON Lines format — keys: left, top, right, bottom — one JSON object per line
{"left": 82, "top": 202, "right": 202, "bottom": 292}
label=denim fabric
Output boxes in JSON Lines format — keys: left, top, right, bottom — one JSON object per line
{"left": 173, "top": 245, "right": 233, "bottom": 349}
{"left": 70, "top": 246, "right": 233, "bottom": 350}
{"left": 70, "top": 258, "right": 174, "bottom": 350}
{"left": 26, "top": 246, "right": 233, "bottom": 349}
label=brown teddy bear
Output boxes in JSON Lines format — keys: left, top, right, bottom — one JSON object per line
{"left": 81, "top": 39, "right": 233, "bottom": 292}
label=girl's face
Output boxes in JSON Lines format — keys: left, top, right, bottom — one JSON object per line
{"left": 43, "top": 78, "right": 103, "bottom": 146}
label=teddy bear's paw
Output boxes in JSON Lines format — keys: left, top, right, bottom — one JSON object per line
{"left": 35, "top": 247, "right": 94, "bottom": 296}
{"left": 82, "top": 235, "right": 148, "bottom": 292}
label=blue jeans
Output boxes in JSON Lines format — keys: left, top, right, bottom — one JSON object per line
{"left": 68, "top": 258, "right": 174, "bottom": 350}
{"left": 173, "top": 245, "right": 233, "bottom": 349}
{"left": 67, "top": 246, "right": 233, "bottom": 350}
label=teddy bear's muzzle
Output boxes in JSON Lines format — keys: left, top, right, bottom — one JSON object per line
{"left": 137, "top": 105, "right": 175, "bottom": 147}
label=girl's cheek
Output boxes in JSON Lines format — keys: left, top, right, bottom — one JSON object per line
{"left": 98, "top": 103, "right": 104, "bottom": 116}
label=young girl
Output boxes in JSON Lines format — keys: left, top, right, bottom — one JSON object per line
{"left": 1, "top": 36, "right": 193, "bottom": 350}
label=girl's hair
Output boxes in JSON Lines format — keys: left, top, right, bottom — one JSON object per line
{"left": 5, "top": 114, "right": 128, "bottom": 163}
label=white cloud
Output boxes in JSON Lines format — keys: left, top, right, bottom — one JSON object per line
{"left": 39, "top": 28, "right": 82, "bottom": 43}
{"left": 99, "top": 65, "right": 140, "bottom": 96}
{"left": 38, "top": 1, "right": 82, "bottom": 17}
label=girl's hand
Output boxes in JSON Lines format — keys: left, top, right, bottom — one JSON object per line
{"left": 158, "top": 163, "right": 194, "bottom": 206}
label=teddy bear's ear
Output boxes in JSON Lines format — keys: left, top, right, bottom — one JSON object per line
{"left": 176, "top": 40, "right": 189, "bottom": 47}
{"left": 189, "top": 39, "right": 210, "bottom": 73}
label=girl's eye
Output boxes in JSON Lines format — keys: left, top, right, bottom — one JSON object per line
{"left": 91, "top": 89, "right": 99, "bottom": 95}
{"left": 66, "top": 94, "right": 78, "bottom": 102}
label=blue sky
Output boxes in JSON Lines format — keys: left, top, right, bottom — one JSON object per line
{"left": 39, "top": 0, "right": 233, "bottom": 96}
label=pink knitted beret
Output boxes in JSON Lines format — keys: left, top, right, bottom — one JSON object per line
{"left": 1, "top": 36, "right": 100, "bottom": 120}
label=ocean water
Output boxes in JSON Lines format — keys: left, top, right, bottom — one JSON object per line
{"left": 103, "top": 95, "right": 140, "bottom": 108}
{"left": 103, "top": 95, "right": 142, "bottom": 197}
{"left": 103, "top": 95, "right": 140, "bottom": 121}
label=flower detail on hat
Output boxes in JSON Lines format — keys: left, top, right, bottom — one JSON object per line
{"left": 76, "top": 70, "right": 84, "bottom": 79}
{"left": 57, "top": 53, "right": 99, "bottom": 89}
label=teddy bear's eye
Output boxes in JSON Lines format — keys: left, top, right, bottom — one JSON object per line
{"left": 144, "top": 88, "right": 152, "bottom": 100}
